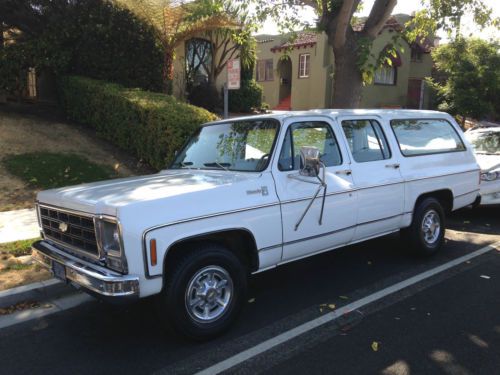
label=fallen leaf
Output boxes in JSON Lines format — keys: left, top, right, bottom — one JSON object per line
{"left": 248, "top": 298, "right": 255, "bottom": 303}
{"left": 463, "top": 220, "right": 470, "bottom": 224}
{"left": 328, "top": 304, "right": 336, "bottom": 310}
{"left": 339, "top": 295, "right": 349, "bottom": 300}
{"left": 367, "top": 261, "right": 372, "bottom": 265}
{"left": 371, "top": 341, "right": 379, "bottom": 352}
{"left": 480, "top": 275, "right": 491, "bottom": 279}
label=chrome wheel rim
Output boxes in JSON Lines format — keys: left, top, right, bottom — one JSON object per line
{"left": 185, "top": 265, "right": 233, "bottom": 323}
{"left": 421, "top": 209, "right": 441, "bottom": 245}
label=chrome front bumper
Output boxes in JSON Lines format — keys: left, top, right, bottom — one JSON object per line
{"left": 32, "top": 240, "right": 140, "bottom": 299}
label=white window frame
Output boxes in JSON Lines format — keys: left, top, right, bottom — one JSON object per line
{"left": 374, "top": 66, "right": 396, "bottom": 85}
{"left": 256, "top": 59, "right": 273, "bottom": 82}
{"left": 298, "top": 54, "right": 310, "bottom": 78}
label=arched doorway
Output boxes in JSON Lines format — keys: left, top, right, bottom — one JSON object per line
{"left": 277, "top": 57, "right": 292, "bottom": 108}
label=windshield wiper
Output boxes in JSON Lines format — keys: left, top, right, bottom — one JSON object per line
{"left": 203, "top": 162, "right": 231, "bottom": 171}
{"left": 173, "top": 161, "right": 193, "bottom": 169}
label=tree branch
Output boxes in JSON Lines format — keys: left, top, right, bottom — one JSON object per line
{"left": 333, "top": 0, "right": 356, "bottom": 49}
{"left": 363, "top": 0, "right": 397, "bottom": 38}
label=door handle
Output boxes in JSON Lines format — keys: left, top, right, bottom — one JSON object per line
{"left": 335, "top": 169, "right": 352, "bottom": 175}
{"left": 385, "top": 163, "right": 400, "bottom": 169}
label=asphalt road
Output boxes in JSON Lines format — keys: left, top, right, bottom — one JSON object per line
{"left": 0, "top": 206, "right": 499, "bottom": 375}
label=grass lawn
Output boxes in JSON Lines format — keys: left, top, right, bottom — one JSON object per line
{"left": 0, "top": 237, "right": 50, "bottom": 291}
{"left": 3, "top": 152, "right": 118, "bottom": 190}
{"left": 0, "top": 238, "right": 39, "bottom": 257}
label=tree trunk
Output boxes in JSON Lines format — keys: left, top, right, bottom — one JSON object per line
{"left": 330, "top": 41, "right": 363, "bottom": 108}
{"left": 162, "top": 46, "right": 174, "bottom": 94}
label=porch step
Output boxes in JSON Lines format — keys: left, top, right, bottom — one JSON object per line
{"left": 274, "top": 95, "right": 291, "bottom": 110}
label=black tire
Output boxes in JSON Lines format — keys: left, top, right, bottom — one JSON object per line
{"left": 158, "top": 242, "right": 247, "bottom": 340}
{"left": 401, "top": 197, "right": 446, "bottom": 256}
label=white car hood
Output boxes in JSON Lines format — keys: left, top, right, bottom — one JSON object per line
{"left": 37, "top": 170, "right": 262, "bottom": 216}
{"left": 475, "top": 154, "right": 500, "bottom": 172}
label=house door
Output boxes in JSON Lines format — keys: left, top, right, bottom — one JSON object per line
{"left": 278, "top": 58, "right": 292, "bottom": 101}
{"left": 407, "top": 79, "right": 423, "bottom": 109}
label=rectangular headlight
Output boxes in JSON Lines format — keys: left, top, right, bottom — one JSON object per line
{"left": 95, "top": 217, "right": 128, "bottom": 273}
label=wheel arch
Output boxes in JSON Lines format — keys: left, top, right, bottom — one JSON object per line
{"left": 162, "top": 228, "right": 260, "bottom": 281}
{"left": 413, "top": 189, "right": 454, "bottom": 214}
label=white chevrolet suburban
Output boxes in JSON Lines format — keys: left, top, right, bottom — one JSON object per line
{"left": 33, "top": 109, "right": 480, "bottom": 339}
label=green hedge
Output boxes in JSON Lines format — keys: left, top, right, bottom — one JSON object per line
{"left": 58, "top": 76, "right": 218, "bottom": 170}
{"left": 228, "top": 79, "right": 263, "bottom": 113}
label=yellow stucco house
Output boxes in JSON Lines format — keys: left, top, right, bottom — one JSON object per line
{"left": 255, "top": 15, "right": 435, "bottom": 110}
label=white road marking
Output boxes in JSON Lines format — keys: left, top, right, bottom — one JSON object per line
{"left": 0, "top": 293, "right": 92, "bottom": 330}
{"left": 196, "top": 241, "right": 500, "bottom": 375}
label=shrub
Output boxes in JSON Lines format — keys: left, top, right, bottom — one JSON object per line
{"left": 0, "top": 0, "right": 164, "bottom": 93}
{"left": 228, "top": 79, "right": 263, "bottom": 113}
{"left": 58, "top": 76, "right": 218, "bottom": 170}
{"left": 188, "top": 83, "right": 221, "bottom": 112}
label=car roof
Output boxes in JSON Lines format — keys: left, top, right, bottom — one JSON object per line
{"left": 208, "top": 109, "right": 449, "bottom": 125}
{"left": 466, "top": 126, "right": 500, "bottom": 133}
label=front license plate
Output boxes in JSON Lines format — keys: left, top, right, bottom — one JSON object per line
{"left": 52, "top": 261, "right": 67, "bottom": 282}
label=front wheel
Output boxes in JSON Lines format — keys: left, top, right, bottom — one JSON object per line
{"left": 158, "top": 243, "right": 247, "bottom": 340}
{"left": 401, "top": 197, "right": 446, "bottom": 256}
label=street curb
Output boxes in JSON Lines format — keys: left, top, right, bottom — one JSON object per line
{"left": 0, "top": 278, "right": 75, "bottom": 308}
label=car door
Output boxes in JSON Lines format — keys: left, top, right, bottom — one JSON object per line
{"left": 337, "top": 116, "right": 405, "bottom": 241}
{"left": 272, "top": 116, "right": 357, "bottom": 262}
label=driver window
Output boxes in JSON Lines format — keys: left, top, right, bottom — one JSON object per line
{"left": 278, "top": 121, "right": 342, "bottom": 171}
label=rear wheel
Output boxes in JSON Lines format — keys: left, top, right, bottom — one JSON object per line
{"left": 158, "top": 243, "right": 247, "bottom": 340}
{"left": 402, "top": 197, "right": 446, "bottom": 256}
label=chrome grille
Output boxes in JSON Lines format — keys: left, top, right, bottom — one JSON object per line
{"left": 39, "top": 206, "right": 98, "bottom": 256}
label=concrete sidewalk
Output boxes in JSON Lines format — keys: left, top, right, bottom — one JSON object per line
{"left": 0, "top": 208, "right": 39, "bottom": 244}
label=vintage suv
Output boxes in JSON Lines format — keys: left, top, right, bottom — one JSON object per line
{"left": 33, "top": 109, "right": 480, "bottom": 339}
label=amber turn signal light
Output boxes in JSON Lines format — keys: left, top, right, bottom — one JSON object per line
{"left": 150, "top": 239, "right": 157, "bottom": 266}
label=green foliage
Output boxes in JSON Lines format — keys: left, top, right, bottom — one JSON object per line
{"left": 430, "top": 38, "right": 500, "bottom": 120}
{"left": 228, "top": 79, "right": 263, "bottom": 113}
{"left": 0, "top": 0, "right": 164, "bottom": 94}
{"left": 0, "top": 43, "right": 31, "bottom": 96}
{"left": 3, "top": 152, "right": 118, "bottom": 189}
{"left": 406, "top": 0, "right": 499, "bottom": 41}
{"left": 0, "top": 239, "right": 39, "bottom": 257}
{"left": 58, "top": 76, "right": 218, "bottom": 170}
{"left": 188, "top": 83, "right": 222, "bottom": 112}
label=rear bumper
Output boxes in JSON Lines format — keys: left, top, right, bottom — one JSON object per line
{"left": 479, "top": 180, "right": 500, "bottom": 205}
{"left": 32, "top": 240, "right": 140, "bottom": 300}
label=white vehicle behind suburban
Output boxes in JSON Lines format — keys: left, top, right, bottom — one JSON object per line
{"left": 32, "top": 109, "right": 480, "bottom": 339}
{"left": 465, "top": 126, "right": 500, "bottom": 205}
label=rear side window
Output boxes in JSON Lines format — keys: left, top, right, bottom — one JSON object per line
{"left": 341, "top": 120, "right": 391, "bottom": 162}
{"left": 390, "top": 119, "right": 466, "bottom": 156}
{"left": 278, "top": 121, "right": 342, "bottom": 171}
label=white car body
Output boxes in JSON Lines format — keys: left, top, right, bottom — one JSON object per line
{"left": 465, "top": 126, "right": 500, "bottom": 205}
{"left": 32, "top": 109, "right": 480, "bottom": 302}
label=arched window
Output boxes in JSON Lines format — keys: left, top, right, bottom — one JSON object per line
{"left": 374, "top": 48, "right": 401, "bottom": 86}
{"left": 185, "top": 38, "right": 212, "bottom": 88}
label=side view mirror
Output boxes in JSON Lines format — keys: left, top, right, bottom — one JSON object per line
{"left": 299, "top": 146, "right": 321, "bottom": 177}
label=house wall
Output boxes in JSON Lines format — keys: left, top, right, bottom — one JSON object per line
{"left": 256, "top": 26, "right": 434, "bottom": 110}
{"left": 172, "top": 35, "right": 232, "bottom": 101}
{"left": 360, "top": 29, "right": 411, "bottom": 108}
{"left": 256, "top": 33, "right": 332, "bottom": 110}
{"left": 255, "top": 39, "right": 280, "bottom": 108}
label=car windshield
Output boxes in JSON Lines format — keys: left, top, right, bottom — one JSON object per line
{"left": 171, "top": 119, "right": 280, "bottom": 172}
{"left": 466, "top": 131, "right": 500, "bottom": 155}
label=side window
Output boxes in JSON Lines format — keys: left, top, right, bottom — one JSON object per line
{"left": 341, "top": 120, "right": 391, "bottom": 162}
{"left": 390, "top": 119, "right": 466, "bottom": 156}
{"left": 278, "top": 121, "right": 342, "bottom": 171}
